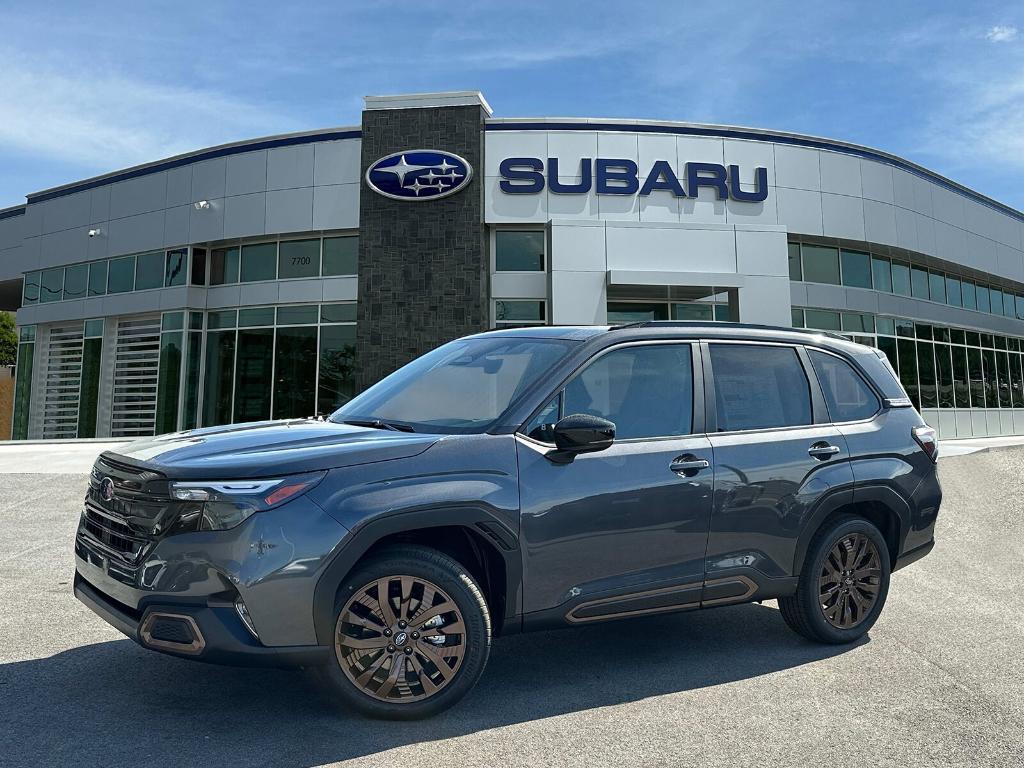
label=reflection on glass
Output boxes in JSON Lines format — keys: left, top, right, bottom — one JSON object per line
{"left": 182, "top": 331, "right": 202, "bottom": 430}
{"left": 78, "top": 337, "right": 102, "bottom": 437}
{"left": 13, "top": 342, "right": 34, "bottom": 440}
{"left": 966, "top": 347, "right": 984, "bottom": 407}
{"left": 495, "top": 231, "right": 545, "bottom": 271}
{"left": 273, "top": 326, "right": 318, "bottom": 419}
{"left": 318, "top": 325, "right": 357, "bottom": 415}
{"left": 934, "top": 343, "right": 954, "bottom": 408}
{"left": 897, "top": 338, "right": 919, "bottom": 409}
{"left": 233, "top": 329, "right": 274, "bottom": 422}
{"left": 156, "top": 332, "right": 183, "bottom": 434}
{"left": 916, "top": 341, "right": 937, "bottom": 408}
{"left": 951, "top": 345, "right": 969, "bottom": 407}
{"left": 63, "top": 264, "right": 88, "bottom": 300}
{"left": 202, "top": 330, "right": 236, "bottom": 426}
{"left": 88, "top": 261, "right": 108, "bottom": 297}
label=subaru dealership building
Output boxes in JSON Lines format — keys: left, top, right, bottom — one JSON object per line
{"left": 2, "top": 90, "right": 1024, "bottom": 441}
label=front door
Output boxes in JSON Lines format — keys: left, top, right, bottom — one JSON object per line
{"left": 516, "top": 342, "right": 714, "bottom": 622}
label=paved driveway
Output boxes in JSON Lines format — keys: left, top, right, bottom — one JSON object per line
{"left": 0, "top": 450, "right": 1022, "bottom": 767}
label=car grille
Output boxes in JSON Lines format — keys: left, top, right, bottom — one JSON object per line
{"left": 76, "top": 454, "right": 202, "bottom": 586}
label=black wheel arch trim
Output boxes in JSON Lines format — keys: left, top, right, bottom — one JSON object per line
{"left": 792, "top": 485, "right": 910, "bottom": 576}
{"left": 312, "top": 504, "right": 522, "bottom": 646}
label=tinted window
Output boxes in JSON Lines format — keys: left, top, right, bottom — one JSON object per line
{"left": 165, "top": 249, "right": 188, "bottom": 287}
{"left": 63, "top": 264, "right": 88, "bottom": 300}
{"left": 107, "top": 256, "right": 135, "bottom": 294}
{"left": 558, "top": 345, "right": 693, "bottom": 440}
{"left": 323, "top": 236, "right": 358, "bottom": 276}
{"left": 801, "top": 245, "right": 840, "bottom": 284}
{"left": 840, "top": 249, "right": 871, "bottom": 289}
{"left": 808, "top": 350, "right": 880, "bottom": 422}
{"left": 495, "top": 231, "right": 544, "bottom": 271}
{"left": 871, "top": 257, "right": 892, "bottom": 292}
{"left": 135, "top": 251, "right": 164, "bottom": 291}
{"left": 88, "top": 262, "right": 108, "bottom": 296}
{"left": 210, "top": 247, "right": 240, "bottom": 285}
{"left": 710, "top": 344, "right": 811, "bottom": 431}
{"left": 240, "top": 243, "right": 276, "bottom": 282}
{"left": 278, "top": 239, "right": 320, "bottom": 279}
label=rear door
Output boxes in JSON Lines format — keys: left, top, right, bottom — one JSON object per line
{"left": 703, "top": 341, "right": 854, "bottom": 595}
{"left": 516, "top": 341, "right": 714, "bottom": 622}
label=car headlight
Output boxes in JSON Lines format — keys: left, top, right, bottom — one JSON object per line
{"left": 169, "top": 471, "right": 327, "bottom": 531}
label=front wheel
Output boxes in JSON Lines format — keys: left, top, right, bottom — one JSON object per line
{"left": 321, "top": 545, "right": 491, "bottom": 719}
{"left": 779, "top": 516, "right": 891, "bottom": 644}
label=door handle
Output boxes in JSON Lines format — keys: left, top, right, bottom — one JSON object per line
{"left": 670, "top": 455, "right": 710, "bottom": 476}
{"left": 808, "top": 442, "right": 841, "bottom": 460}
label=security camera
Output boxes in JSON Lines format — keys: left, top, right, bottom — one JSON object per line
{"left": 193, "top": 200, "right": 211, "bottom": 210}
{"left": 88, "top": 228, "right": 101, "bottom": 237}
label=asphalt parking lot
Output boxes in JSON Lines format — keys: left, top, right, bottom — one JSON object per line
{"left": 1, "top": 449, "right": 1022, "bottom": 768}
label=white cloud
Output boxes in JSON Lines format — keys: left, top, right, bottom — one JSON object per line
{"left": 985, "top": 25, "right": 1019, "bottom": 43}
{"left": 0, "top": 50, "right": 302, "bottom": 182}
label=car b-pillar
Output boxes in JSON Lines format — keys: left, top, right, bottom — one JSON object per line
{"left": 355, "top": 93, "right": 491, "bottom": 391}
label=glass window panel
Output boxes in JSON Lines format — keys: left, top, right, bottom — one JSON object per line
{"left": 495, "top": 231, "right": 545, "bottom": 271}
{"left": 875, "top": 317, "right": 896, "bottom": 336}
{"left": 320, "top": 303, "right": 358, "bottom": 324}
{"left": 156, "top": 331, "right": 183, "bottom": 434}
{"left": 950, "top": 329, "right": 966, "bottom": 345}
{"left": 934, "top": 327, "right": 951, "bottom": 343}
{"left": 190, "top": 248, "right": 207, "bottom": 286}
{"left": 161, "top": 312, "right": 184, "bottom": 332}
{"left": 1010, "top": 353, "right": 1024, "bottom": 408}
{"left": 981, "top": 333, "right": 994, "bottom": 348}
{"left": 945, "top": 276, "right": 962, "bottom": 307}
{"left": 916, "top": 341, "right": 937, "bottom": 408}
{"left": 841, "top": 313, "right": 874, "bottom": 333}
{"left": 63, "top": 264, "right": 88, "bottom": 300}
{"left": 896, "top": 319, "right": 915, "bottom": 337}
{"left": 997, "top": 351, "right": 1012, "bottom": 408}
{"left": 558, "top": 344, "right": 695, "bottom": 439}
{"left": 981, "top": 348, "right": 998, "bottom": 407}
{"left": 19, "top": 325, "right": 36, "bottom": 342}
{"left": 951, "top": 345, "right": 969, "bottom": 407}
{"left": 1004, "top": 291, "right": 1016, "bottom": 318}
{"left": 135, "top": 251, "right": 164, "bottom": 291}
{"left": 238, "top": 307, "right": 276, "bottom": 327}
{"left": 40, "top": 268, "right": 63, "bottom": 303}
{"left": 934, "top": 343, "right": 954, "bottom": 408}
{"left": 961, "top": 280, "right": 977, "bottom": 310}
{"left": 672, "top": 303, "right": 714, "bottom": 321}
{"left": 276, "top": 304, "right": 318, "bottom": 325}
{"left": 714, "top": 304, "right": 732, "bottom": 322}
{"left": 13, "top": 342, "right": 35, "bottom": 440}
{"left": 323, "top": 236, "right": 358, "bottom": 276}
{"left": 804, "top": 309, "right": 841, "bottom": 331}
{"left": 181, "top": 332, "right": 203, "bottom": 430}
{"left": 995, "top": 335, "right": 1007, "bottom": 350}
{"left": 606, "top": 302, "right": 668, "bottom": 324}
{"left": 808, "top": 349, "right": 880, "bottom": 421}
{"left": 23, "top": 271, "right": 40, "bottom": 304}
{"left": 897, "top": 338, "right": 920, "bottom": 409}
{"left": 496, "top": 300, "right": 545, "bottom": 323}
{"left": 840, "top": 249, "right": 872, "bottom": 289}
{"left": 990, "top": 288, "right": 1004, "bottom": 317}
{"left": 240, "top": 243, "right": 277, "bottom": 282}
{"left": 233, "top": 328, "right": 274, "bottom": 422}
{"left": 210, "top": 247, "right": 240, "bottom": 285}
{"left": 710, "top": 344, "right": 810, "bottom": 431}
{"left": 976, "top": 285, "right": 991, "bottom": 314}
{"left": 189, "top": 312, "right": 204, "bottom": 330}
{"left": 928, "top": 272, "right": 946, "bottom": 303}
{"left": 77, "top": 337, "right": 102, "bottom": 438}
{"left": 801, "top": 245, "right": 840, "bottom": 285}
{"left": 202, "top": 330, "right": 236, "bottom": 427}
{"left": 966, "top": 347, "right": 984, "bottom": 407}
{"left": 791, "top": 308, "right": 804, "bottom": 328}
{"left": 891, "top": 261, "right": 911, "bottom": 296}
{"left": 207, "top": 309, "right": 237, "bottom": 330}
{"left": 871, "top": 257, "right": 892, "bottom": 293}
{"left": 107, "top": 256, "right": 135, "bottom": 294}
{"left": 916, "top": 323, "right": 933, "bottom": 340}
{"left": 965, "top": 331, "right": 980, "bottom": 347}
{"left": 273, "top": 326, "right": 318, "bottom": 419}
{"left": 1018, "top": 296, "right": 1024, "bottom": 321}
{"left": 165, "top": 249, "right": 187, "bottom": 287}
{"left": 318, "top": 324, "right": 357, "bottom": 415}
{"left": 278, "top": 239, "right": 320, "bottom": 279}
{"left": 911, "top": 267, "right": 929, "bottom": 299}
{"left": 84, "top": 319, "right": 104, "bottom": 338}
{"left": 88, "top": 261, "right": 108, "bottom": 297}
{"left": 788, "top": 243, "right": 802, "bottom": 281}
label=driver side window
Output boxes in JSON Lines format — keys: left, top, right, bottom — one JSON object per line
{"left": 525, "top": 344, "right": 694, "bottom": 441}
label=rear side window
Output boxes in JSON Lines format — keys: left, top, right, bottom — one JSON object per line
{"left": 527, "top": 344, "right": 694, "bottom": 441}
{"left": 808, "top": 349, "right": 880, "bottom": 422}
{"left": 710, "top": 344, "right": 811, "bottom": 431}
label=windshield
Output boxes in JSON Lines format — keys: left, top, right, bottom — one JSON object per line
{"left": 330, "top": 336, "right": 577, "bottom": 433}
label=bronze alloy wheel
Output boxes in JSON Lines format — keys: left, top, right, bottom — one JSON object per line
{"left": 334, "top": 575, "right": 467, "bottom": 703}
{"left": 818, "top": 532, "right": 882, "bottom": 629}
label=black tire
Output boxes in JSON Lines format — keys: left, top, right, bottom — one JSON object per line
{"left": 321, "top": 544, "right": 491, "bottom": 719}
{"left": 779, "top": 515, "right": 891, "bottom": 644}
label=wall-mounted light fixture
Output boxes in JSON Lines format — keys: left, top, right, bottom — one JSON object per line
{"left": 193, "top": 200, "right": 211, "bottom": 210}
{"left": 87, "top": 228, "right": 102, "bottom": 237}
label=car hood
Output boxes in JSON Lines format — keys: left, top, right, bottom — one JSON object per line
{"left": 104, "top": 419, "right": 442, "bottom": 480}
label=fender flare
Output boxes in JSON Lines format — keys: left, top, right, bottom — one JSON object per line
{"left": 791, "top": 485, "right": 910, "bottom": 576}
{"left": 311, "top": 504, "right": 521, "bottom": 645}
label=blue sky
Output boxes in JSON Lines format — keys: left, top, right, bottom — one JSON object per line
{"left": 1, "top": 1, "right": 1022, "bottom": 209}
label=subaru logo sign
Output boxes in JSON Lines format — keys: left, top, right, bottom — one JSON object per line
{"left": 100, "top": 476, "right": 116, "bottom": 502}
{"left": 366, "top": 150, "right": 473, "bottom": 201}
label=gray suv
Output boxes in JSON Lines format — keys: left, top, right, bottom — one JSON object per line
{"left": 74, "top": 322, "right": 941, "bottom": 719}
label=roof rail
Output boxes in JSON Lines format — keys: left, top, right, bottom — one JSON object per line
{"left": 609, "top": 320, "right": 848, "bottom": 341}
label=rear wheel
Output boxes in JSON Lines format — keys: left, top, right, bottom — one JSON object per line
{"left": 322, "top": 545, "right": 491, "bottom": 719}
{"left": 779, "top": 516, "right": 891, "bottom": 644}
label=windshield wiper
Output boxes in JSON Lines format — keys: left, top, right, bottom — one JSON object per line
{"left": 340, "top": 418, "right": 416, "bottom": 433}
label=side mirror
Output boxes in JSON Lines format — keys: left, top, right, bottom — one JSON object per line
{"left": 546, "top": 414, "right": 615, "bottom": 464}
